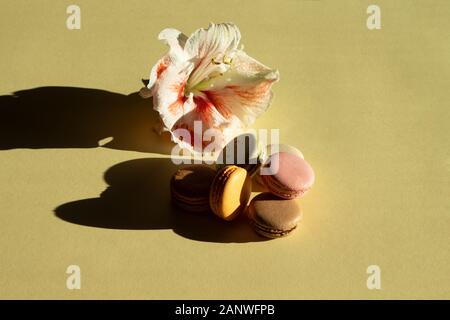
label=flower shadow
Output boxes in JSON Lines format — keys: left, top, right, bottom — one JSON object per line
{"left": 0, "top": 86, "right": 173, "bottom": 154}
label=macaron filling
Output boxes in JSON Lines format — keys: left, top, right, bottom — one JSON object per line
{"left": 261, "top": 174, "right": 305, "bottom": 199}
{"left": 249, "top": 216, "right": 298, "bottom": 238}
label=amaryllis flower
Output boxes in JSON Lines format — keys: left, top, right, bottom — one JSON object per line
{"left": 140, "top": 22, "right": 279, "bottom": 153}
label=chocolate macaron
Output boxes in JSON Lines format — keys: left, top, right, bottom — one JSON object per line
{"left": 170, "top": 165, "right": 216, "bottom": 213}
{"left": 209, "top": 165, "right": 252, "bottom": 221}
{"left": 216, "top": 133, "right": 261, "bottom": 176}
{"left": 261, "top": 152, "right": 315, "bottom": 199}
{"left": 247, "top": 193, "right": 303, "bottom": 238}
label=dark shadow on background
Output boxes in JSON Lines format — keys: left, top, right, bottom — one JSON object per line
{"left": 54, "top": 158, "right": 265, "bottom": 243}
{"left": 0, "top": 86, "right": 173, "bottom": 154}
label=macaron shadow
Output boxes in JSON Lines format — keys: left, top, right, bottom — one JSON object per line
{"left": 54, "top": 158, "right": 266, "bottom": 243}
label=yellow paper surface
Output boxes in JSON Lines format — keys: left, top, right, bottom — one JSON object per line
{"left": 1, "top": 0, "right": 449, "bottom": 299}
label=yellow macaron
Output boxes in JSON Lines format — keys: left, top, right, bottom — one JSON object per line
{"left": 209, "top": 165, "right": 252, "bottom": 221}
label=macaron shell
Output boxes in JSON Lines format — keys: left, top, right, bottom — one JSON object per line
{"left": 251, "top": 197, "right": 302, "bottom": 230}
{"left": 255, "top": 144, "right": 304, "bottom": 187}
{"left": 262, "top": 152, "right": 315, "bottom": 199}
{"left": 221, "top": 168, "right": 252, "bottom": 220}
{"left": 247, "top": 193, "right": 303, "bottom": 238}
{"left": 170, "top": 165, "right": 216, "bottom": 213}
{"left": 171, "top": 165, "right": 216, "bottom": 197}
{"left": 210, "top": 166, "right": 252, "bottom": 221}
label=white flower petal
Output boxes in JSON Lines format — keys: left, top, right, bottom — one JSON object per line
{"left": 142, "top": 23, "right": 279, "bottom": 154}
{"left": 158, "top": 28, "right": 188, "bottom": 61}
{"left": 146, "top": 28, "right": 189, "bottom": 95}
{"left": 199, "top": 50, "right": 279, "bottom": 126}
{"left": 185, "top": 23, "right": 241, "bottom": 89}
{"left": 170, "top": 93, "right": 237, "bottom": 153}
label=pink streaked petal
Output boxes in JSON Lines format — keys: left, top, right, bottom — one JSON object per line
{"left": 144, "top": 56, "right": 171, "bottom": 96}
{"left": 152, "top": 63, "right": 192, "bottom": 130}
{"left": 156, "top": 59, "right": 169, "bottom": 78}
{"left": 200, "top": 51, "right": 279, "bottom": 126}
{"left": 185, "top": 23, "right": 241, "bottom": 89}
{"left": 170, "top": 95, "right": 235, "bottom": 152}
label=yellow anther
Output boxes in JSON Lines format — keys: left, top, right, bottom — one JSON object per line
{"left": 223, "top": 56, "right": 233, "bottom": 65}
{"left": 211, "top": 57, "right": 222, "bottom": 65}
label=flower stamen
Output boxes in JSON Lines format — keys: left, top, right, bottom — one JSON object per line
{"left": 211, "top": 57, "right": 222, "bottom": 65}
{"left": 223, "top": 56, "right": 233, "bottom": 65}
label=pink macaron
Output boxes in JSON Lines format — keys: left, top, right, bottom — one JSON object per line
{"left": 261, "top": 152, "right": 315, "bottom": 199}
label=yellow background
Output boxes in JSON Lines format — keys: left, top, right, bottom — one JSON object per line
{"left": 1, "top": 0, "right": 449, "bottom": 299}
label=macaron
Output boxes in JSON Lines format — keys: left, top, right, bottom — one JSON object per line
{"left": 254, "top": 144, "right": 304, "bottom": 187}
{"left": 247, "top": 192, "right": 303, "bottom": 238}
{"left": 261, "top": 152, "right": 315, "bottom": 199}
{"left": 170, "top": 165, "right": 216, "bottom": 213}
{"left": 216, "top": 133, "right": 261, "bottom": 176}
{"left": 209, "top": 165, "right": 252, "bottom": 221}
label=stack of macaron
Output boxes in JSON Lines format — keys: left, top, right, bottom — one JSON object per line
{"left": 170, "top": 136, "right": 315, "bottom": 239}
{"left": 248, "top": 144, "right": 315, "bottom": 238}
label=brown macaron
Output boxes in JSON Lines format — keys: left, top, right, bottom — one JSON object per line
{"left": 170, "top": 165, "right": 216, "bottom": 213}
{"left": 247, "top": 193, "right": 303, "bottom": 238}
